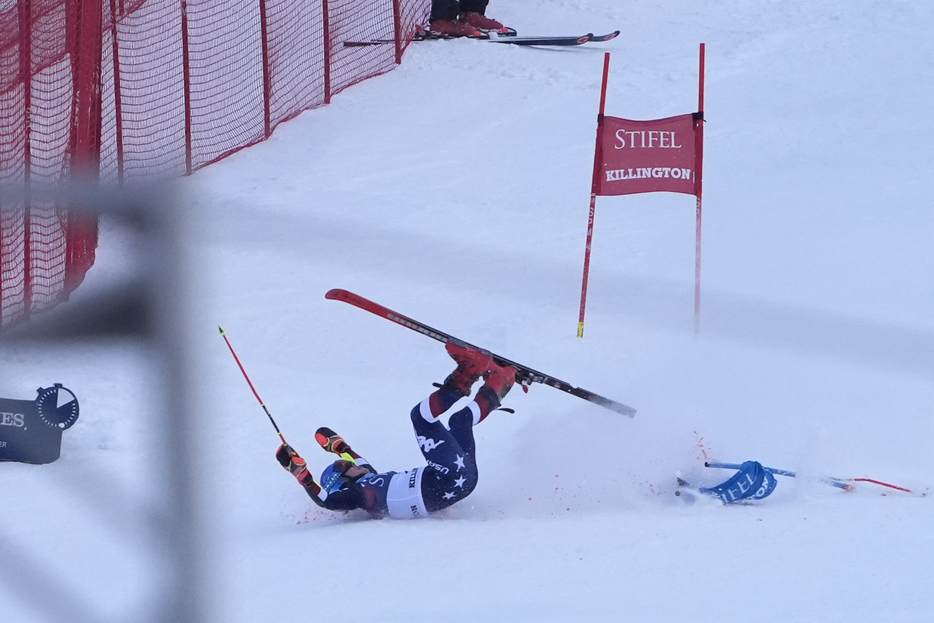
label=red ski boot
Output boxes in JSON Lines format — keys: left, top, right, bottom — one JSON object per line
{"left": 471, "top": 361, "right": 517, "bottom": 422}
{"left": 442, "top": 342, "right": 494, "bottom": 396}
{"left": 460, "top": 12, "right": 507, "bottom": 34}
{"left": 428, "top": 18, "right": 482, "bottom": 38}
{"left": 481, "top": 361, "right": 517, "bottom": 402}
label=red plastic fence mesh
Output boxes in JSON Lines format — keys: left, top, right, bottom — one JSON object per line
{"left": 101, "top": 0, "right": 429, "bottom": 179}
{"left": 0, "top": 202, "right": 86, "bottom": 331}
{"left": 0, "top": 209, "right": 28, "bottom": 328}
{"left": 2, "top": 0, "right": 429, "bottom": 331}
{"left": 187, "top": 0, "right": 266, "bottom": 169}
{"left": 264, "top": 0, "right": 327, "bottom": 126}
{"left": 100, "top": 0, "right": 187, "bottom": 179}
{"left": 328, "top": 0, "right": 397, "bottom": 95}
{"left": 1, "top": 0, "right": 97, "bottom": 330}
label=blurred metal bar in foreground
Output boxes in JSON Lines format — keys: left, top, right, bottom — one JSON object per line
{"left": 3, "top": 183, "right": 207, "bottom": 623}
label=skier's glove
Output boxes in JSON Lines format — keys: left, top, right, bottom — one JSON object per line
{"left": 276, "top": 444, "right": 326, "bottom": 507}
{"left": 315, "top": 427, "right": 350, "bottom": 455}
{"left": 276, "top": 443, "right": 297, "bottom": 468}
{"left": 276, "top": 443, "right": 308, "bottom": 477}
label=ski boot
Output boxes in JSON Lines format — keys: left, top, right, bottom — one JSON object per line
{"left": 442, "top": 342, "right": 494, "bottom": 397}
{"left": 479, "top": 361, "right": 517, "bottom": 404}
{"left": 428, "top": 18, "right": 482, "bottom": 38}
{"left": 460, "top": 12, "right": 508, "bottom": 34}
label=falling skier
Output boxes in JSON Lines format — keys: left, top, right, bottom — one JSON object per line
{"left": 276, "top": 343, "right": 517, "bottom": 517}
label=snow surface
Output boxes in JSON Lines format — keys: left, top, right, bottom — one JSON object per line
{"left": 4, "top": 1, "right": 934, "bottom": 621}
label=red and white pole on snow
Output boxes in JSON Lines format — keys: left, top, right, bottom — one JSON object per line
{"left": 577, "top": 52, "right": 611, "bottom": 339}
{"left": 694, "top": 43, "right": 705, "bottom": 326}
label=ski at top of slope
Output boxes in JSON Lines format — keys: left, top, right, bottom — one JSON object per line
{"left": 344, "top": 29, "right": 620, "bottom": 48}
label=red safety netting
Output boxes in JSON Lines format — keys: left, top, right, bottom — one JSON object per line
{"left": 100, "top": 0, "right": 428, "bottom": 178}
{"left": 1, "top": 0, "right": 98, "bottom": 331}
{"left": 1, "top": 0, "right": 429, "bottom": 331}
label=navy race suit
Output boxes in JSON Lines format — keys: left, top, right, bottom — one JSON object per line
{"left": 345, "top": 390, "right": 482, "bottom": 518}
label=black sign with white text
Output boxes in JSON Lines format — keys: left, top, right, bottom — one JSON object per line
{"left": 0, "top": 385, "right": 79, "bottom": 464}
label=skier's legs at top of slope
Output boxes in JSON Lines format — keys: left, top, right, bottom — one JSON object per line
{"left": 276, "top": 342, "right": 516, "bottom": 517}
{"left": 429, "top": 0, "right": 505, "bottom": 37}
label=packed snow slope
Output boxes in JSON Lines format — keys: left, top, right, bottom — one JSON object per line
{"left": 3, "top": 1, "right": 933, "bottom": 621}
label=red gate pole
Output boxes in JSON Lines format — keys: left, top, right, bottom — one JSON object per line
{"left": 577, "top": 52, "right": 611, "bottom": 338}
{"left": 694, "top": 43, "right": 706, "bottom": 324}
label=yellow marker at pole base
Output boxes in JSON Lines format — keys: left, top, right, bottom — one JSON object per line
{"left": 577, "top": 322, "right": 585, "bottom": 338}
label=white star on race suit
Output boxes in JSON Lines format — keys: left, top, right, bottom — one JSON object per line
{"left": 453, "top": 454, "right": 465, "bottom": 471}
{"left": 454, "top": 476, "right": 467, "bottom": 488}
{"left": 443, "top": 491, "right": 456, "bottom": 500}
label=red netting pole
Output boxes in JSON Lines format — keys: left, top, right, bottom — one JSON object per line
{"left": 110, "top": 0, "right": 125, "bottom": 183}
{"left": 392, "top": 0, "right": 402, "bottom": 64}
{"left": 259, "top": 0, "right": 272, "bottom": 138}
{"left": 19, "top": 0, "right": 33, "bottom": 319}
{"left": 181, "top": 0, "right": 193, "bottom": 175}
{"left": 322, "top": 0, "right": 331, "bottom": 104}
{"left": 19, "top": 0, "right": 32, "bottom": 188}
{"left": 73, "top": 0, "right": 104, "bottom": 181}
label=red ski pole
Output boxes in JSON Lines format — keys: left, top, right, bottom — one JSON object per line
{"left": 218, "top": 327, "right": 287, "bottom": 445}
{"left": 219, "top": 328, "right": 331, "bottom": 502}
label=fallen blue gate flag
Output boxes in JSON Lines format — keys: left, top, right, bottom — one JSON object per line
{"left": 699, "top": 460, "right": 777, "bottom": 503}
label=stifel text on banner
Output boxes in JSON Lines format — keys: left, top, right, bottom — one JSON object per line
{"left": 594, "top": 113, "right": 700, "bottom": 197}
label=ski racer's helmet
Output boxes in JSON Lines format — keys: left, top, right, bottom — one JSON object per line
{"left": 319, "top": 459, "right": 366, "bottom": 511}
{"left": 320, "top": 459, "right": 356, "bottom": 494}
